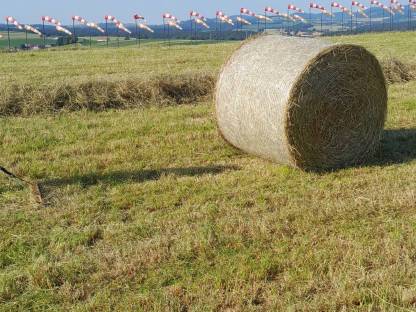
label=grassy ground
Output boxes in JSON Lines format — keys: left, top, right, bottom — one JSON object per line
{"left": 1, "top": 32, "right": 416, "bottom": 311}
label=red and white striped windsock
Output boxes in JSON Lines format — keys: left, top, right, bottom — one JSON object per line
{"left": 240, "top": 8, "right": 256, "bottom": 16}
{"left": 195, "top": 17, "right": 210, "bottom": 28}
{"left": 5, "top": 16, "right": 24, "bottom": 30}
{"left": 381, "top": 3, "right": 394, "bottom": 13}
{"left": 310, "top": 3, "right": 325, "bottom": 10}
{"left": 138, "top": 23, "right": 154, "bottom": 32}
{"left": 255, "top": 14, "right": 273, "bottom": 21}
{"left": 216, "top": 11, "right": 225, "bottom": 17}
{"left": 331, "top": 2, "right": 343, "bottom": 8}
{"left": 115, "top": 22, "right": 132, "bottom": 34}
{"left": 342, "top": 7, "right": 354, "bottom": 15}
{"left": 288, "top": 4, "right": 305, "bottom": 13}
{"left": 56, "top": 25, "right": 72, "bottom": 35}
{"left": 167, "top": 20, "right": 183, "bottom": 30}
{"left": 236, "top": 16, "right": 252, "bottom": 25}
{"left": 42, "top": 16, "right": 62, "bottom": 26}
{"left": 134, "top": 14, "right": 145, "bottom": 20}
{"left": 86, "top": 22, "right": 105, "bottom": 33}
{"left": 352, "top": 1, "right": 368, "bottom": 9}
{"left": 72, "top": 16, "right": 87, "bottom": 24}
{"left": 265, "top": 6, "right": 280, "bottom": 14}
{"left": 162, "top": 13, "right": 179, "bottom": 22}
{"left": 293, "top": 14, "right": 307, "bottom": 22}
{"left": 321, "top": 9, "right": 334, "bottom": 16}
{"left": 190, "top": 10, "right": 201, "bottom": 17}
{"left": 219, "top": 15, "right": 234, "bottom": 25}
{"left": 279, "top": 12, "right": 296, "bottom": 21}
{"left": 24, "top": 24, "right": 42, "bottom": 36}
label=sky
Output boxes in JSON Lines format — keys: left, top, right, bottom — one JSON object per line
{"left": 3, "top": 0, "right": 331, "bottom": 25}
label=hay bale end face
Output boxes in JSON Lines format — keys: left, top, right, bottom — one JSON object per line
{"left": 215, "top": 35, "right": 387, "bottom": 171}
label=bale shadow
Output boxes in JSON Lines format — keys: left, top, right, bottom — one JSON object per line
{"left": 371, "top": 128, "right": 416, "bottom": 166}
{"left": 42, "top": 165, "right": 240, "bottom": 189}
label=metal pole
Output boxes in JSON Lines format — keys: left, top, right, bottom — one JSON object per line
{"left": 7, "top": 20, "right": 11, "bottom": 50}
{"left": 219, "top": 19, "right": 222, "bottom": 41}
{"left": 106, "top": 20, "right": 108, "bottom": 47}
{"left": 264, "top": 11, "right": 267, "bottom": 31}
{"left": 370, "top": 5, "right": 372, "bottom": 31}
{"left": 215, "top": 16, "right": 218, "bottom": 42}
{"left": 89, "top": 27, "right": 92, "bottom": 47}
{"left": 25, "top": 29, "right": 28, "bottom": 47}
{"left": 331, "top": 7, "right": 333, "bottom": 33}
{"left": 138, "top": 27, "right": 141, "bottom": 47}
{"left": 163, "top": 18, "right": 166, "bottom": 44}
{"left": 383, "top": 9, "right": 385, "bottom": 31}
{"left": 168, "top": 23, "right": 170, "bottom": 46}
{"left": 43, "top": 20, "right": 46, "bottom": 46}
{"left": 321, "top": 12, "right": 323, "bottom": 33}
{"left": 117, "top": 27, "right": 119, "bottom": 47}
{"left": 195, "top": 19, "right": 197, "bottom": 41}
{"left": 135, "top": 20, "right": 138, "bottom": 45}
{"left": 72, "top": 19, "right": 76, "bottom": 45}
{"left": 342, "top": 11, "right": 344, "bottom": 31}
{"left": 350, "top": 6, "right": 353, "bottom": 32}
{"left": 190, "top": 17, "right": 193, "bottom": 42}
{"left": 356, "top": 9, "right": 358, "bottom": 33}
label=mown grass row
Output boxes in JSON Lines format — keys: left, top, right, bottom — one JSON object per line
{"left": 0, "top": 73, "right": 215, "bottom": 116}
{"left": 1, "top": 58, "right": 415, "bottom": 116}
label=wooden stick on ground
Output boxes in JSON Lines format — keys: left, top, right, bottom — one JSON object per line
{"left": 0, "top": 166, "right": 43, "bottom": 205}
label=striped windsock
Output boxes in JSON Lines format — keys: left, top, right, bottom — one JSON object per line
{"left": 190, "top": 10, "right": 201, "bottom": 17}
{"left": 56, "top": 25, "right": 72, "bottom": 35}
{"left": 115, "top": 22, "right": 131, "bottom": 34}
{"left": 352, "top": 1, "right": 368, "bottom": 9}
{"left": 42, "top": 16, "right": 61, "bottom": 26}
{"left": 195, "top": 17, "right": 209, "bottom": 28}
{"left": 72, "top": 16, "right": 87, "bottom": 24}
{"left": 255, "top": 14, "right": 273, "bottom": 21}
{"left": 293, "top": 14, "right": 307, "bottom": 22}
{"left": 265, "top": 6, "right": 280, "bottom": 14}
{"left": 236, "top": 16, "right": 252, "bottom": 25}
{"left": 163, "top": 13, "right": 179, "bottom": 22}
{"left": 167, "top": 20, "right": 183, "bottom": 30}
{"left": 288, "top": 4, "right": 305, "bottom": 13}
{"left": 24, "top": 24, "right": 42, "bottom": 35}
{"left": 240, "top": 8, "right": 256, "bottom": 16}
{"left": 310, "top": 3, "right": 325, "bottom": 10}
{"left": 138, "top": 23, "right": 154, "bottom": 33}
{"left": 86, "top": 22, "right": 105, "bottom": 33}
{"left": 5, "top": 16, "right": 24, "bottom": 30}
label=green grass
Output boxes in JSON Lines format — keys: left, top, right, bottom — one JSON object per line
{"left": 1, "top": 32, "right": 416, "bottom": 311}
{"left": 0, "top": 32, "right": 57, "bottom": 49}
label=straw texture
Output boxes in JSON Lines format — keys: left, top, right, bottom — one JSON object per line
{"left": 215, "top": 35, "right": 387, "bottom": 171}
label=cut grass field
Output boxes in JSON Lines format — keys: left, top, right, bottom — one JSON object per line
{"left": 1, "top": 32, "right": 415, "bottom": 310}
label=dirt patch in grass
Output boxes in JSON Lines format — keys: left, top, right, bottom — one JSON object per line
{"left": 0, "top": 73, "right": 215, "bottom": 117}
{"left": 381, "top": 58, "right": 416, "bottom": 84}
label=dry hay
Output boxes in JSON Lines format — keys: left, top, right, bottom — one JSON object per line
{"left": 381, "top": 57, "right": 416, "bottom": 84}
{"left": 0, "top": 73, "right": 215, "bottom": 116}
{"left": 215, "top": 35, "right": 387, "bottom": 171}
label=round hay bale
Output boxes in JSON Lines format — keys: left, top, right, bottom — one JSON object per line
{"left": 215, "top": 35, "right": 387, "bottom": 171}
